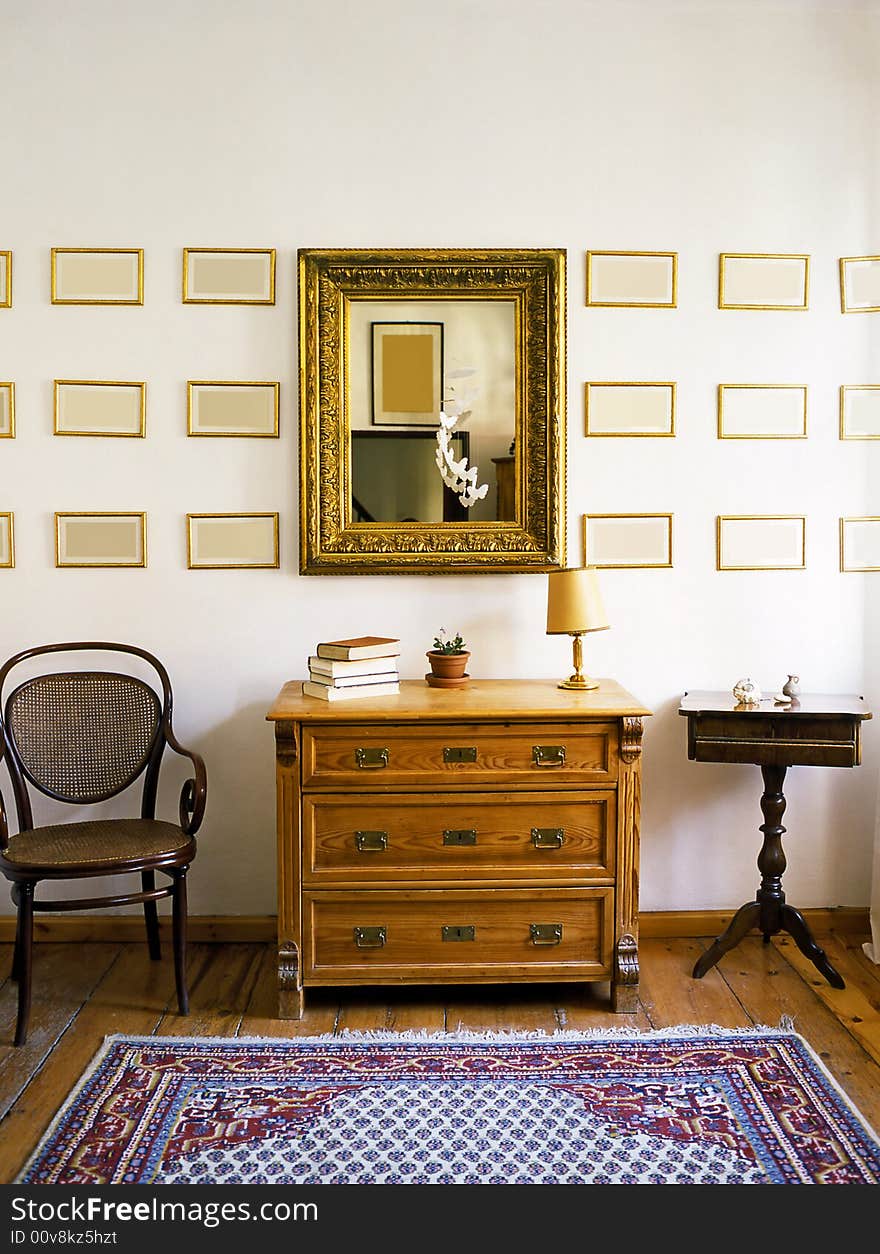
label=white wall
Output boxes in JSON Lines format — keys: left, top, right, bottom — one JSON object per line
{"left": 1, "top": 0, "right": 878, "bottom": 917}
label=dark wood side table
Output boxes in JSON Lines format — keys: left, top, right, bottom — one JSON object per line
{"left": 679, "top": 691, "right": 872, "bottom": 988}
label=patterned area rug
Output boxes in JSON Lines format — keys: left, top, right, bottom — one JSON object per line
{"left": 20, "top": 1027, "right": 880, "bottom": 1184}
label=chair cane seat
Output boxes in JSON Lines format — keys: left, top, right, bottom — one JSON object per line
{"left": 1, "top": 819, "right": 194, "bottom": 870}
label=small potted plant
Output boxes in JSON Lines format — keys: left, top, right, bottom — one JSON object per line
{"left": 426, "top": 628, "right": 470, "bottom": 688}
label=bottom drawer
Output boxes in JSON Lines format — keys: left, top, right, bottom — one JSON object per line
{"left": 302, "top": 888, "right": 614, "bottom": 982}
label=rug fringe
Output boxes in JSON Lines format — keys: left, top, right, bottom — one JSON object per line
{"left": 98, "top": 1020, "right": 800, "bottom": 1048}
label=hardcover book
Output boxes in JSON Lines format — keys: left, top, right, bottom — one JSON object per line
{"left": 307, "top": 669, "right": 400, "bottom": 689}
{"left": 315, "top": 636, "right": 400, "bottom": 661}
{"left": 302, "top": 679, "right": 400, "bottom": 702}
{"left": 308, "top": 655, "right": 399, "bottom": 678}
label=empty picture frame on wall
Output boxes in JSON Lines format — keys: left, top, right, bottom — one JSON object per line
{"left": 718, "top": 254, "right": 809, "bottom": 310}
{"left": 54, "top": 381, "right": 146, "bottom": 437}
{"left": 585, "top": 251, "right": 677, "bottom": 308}
{"left": 716, "top": 516, "right": 805, "bottom": 570}
{"left": 0, "top": 252, "right": 10, "bottom": 307}
{"left": 51, "top": 248, "right": 144, "bottom": 305}
{"left": 187, "top": 381, "right": 280, "bottom": 437}
{"left": 0, "top": 514, "right": 13, "bottom": 567}
{"left": 55, "top": 512, "right": 146, "bottom": 568}
{"left": 717, "top": 385, "right": 807, "bottom": 439}
{"left": 0, "top": 383, "right": 14, "bottom": 437}
{"left": 840, "top": 386, "right": 880, "bottom": 439}
{"left": 840, "top": 518, "right": 880, "bottom": 571}
{"left": 186, "top": 513, "right": 279, "bottom": 569}
{"left": 182, "top": 249, "right": 276, "bottom": 304}
{"left": 584, "top": 382, "right": 675, "bottom": 437}
{"left": 582, "top": 513, "right": 673, "bottom": 568}
{"left": 839, "top": 256, "right": 880, "bottom": 313}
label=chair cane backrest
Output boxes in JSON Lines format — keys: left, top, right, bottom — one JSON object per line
{"left": 4, "top": 671, "right": 163, "bottom": 804}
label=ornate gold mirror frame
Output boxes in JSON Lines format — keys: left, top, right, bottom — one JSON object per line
{"left": 298, "top": 247, "right": 566, "bottom": 574}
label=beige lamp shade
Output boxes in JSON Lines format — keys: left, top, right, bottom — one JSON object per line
{"left": 546, "top": 567, "right": 609, "bottom": 635}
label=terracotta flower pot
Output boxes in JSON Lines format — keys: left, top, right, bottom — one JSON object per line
{"left": 425, "top": 650, "right": 470, "bottom": 688}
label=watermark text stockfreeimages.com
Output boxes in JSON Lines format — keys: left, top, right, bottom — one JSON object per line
{"left": 10, "top": 1196, "right": 317, "bottom": 1231}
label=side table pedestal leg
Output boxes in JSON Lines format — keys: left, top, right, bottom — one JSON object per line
{"left": 779, "top": 903, "right": 845, "bottom": 989}
{"left": 692, "top": 901, "right": 760, "bottom": 979}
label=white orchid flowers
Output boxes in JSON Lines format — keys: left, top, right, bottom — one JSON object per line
{"left": 435, "top": 410, "right": 489, "bottom": 508}
{"left": 435, "top": 367, "right": 489, "bottom": 509}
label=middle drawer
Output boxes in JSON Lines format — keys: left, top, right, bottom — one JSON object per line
{"left": 302, "top": 790, "right": 616, "bottom": 884}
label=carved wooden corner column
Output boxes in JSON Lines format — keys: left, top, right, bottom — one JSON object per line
{"left": 613, "top": 715, "right": 643, "bottom": 1013}
{"left": 275, "top": 719, "right": 303, "bottom": 1018}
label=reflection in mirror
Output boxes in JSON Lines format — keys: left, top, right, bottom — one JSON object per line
{"left": 352, "top": 431, "right": 469, "bottom": 523}
{"left": 348, "top": 300, "right": 516, "bottom": 524}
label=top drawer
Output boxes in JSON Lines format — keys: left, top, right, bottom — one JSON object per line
{"left": 301, "top": 722, "right": 618, "bottom": 789}
{"left": 689, "top": 713, "right": 860, "bottom": 767}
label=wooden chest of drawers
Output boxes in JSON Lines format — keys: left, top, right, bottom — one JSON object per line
{"left": 267, "top": 679, "right": 649, "bottom": 1016}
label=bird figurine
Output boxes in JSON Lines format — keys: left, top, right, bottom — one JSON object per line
{"left": 732, "top": 678, "right": 762, "bottom": 706}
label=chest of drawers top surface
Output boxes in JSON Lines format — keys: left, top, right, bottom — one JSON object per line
{"left": 267, "top": 678, "right": 651, "bottom": 724}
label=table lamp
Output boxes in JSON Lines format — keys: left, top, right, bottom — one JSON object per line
{"left": 546, "top": 567, "right": 609, "bottom": 690}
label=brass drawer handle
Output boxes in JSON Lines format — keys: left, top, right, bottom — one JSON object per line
{"left": 355, "top": 830, "right": 388, "bottom": 852}
{"left": 353, "top": 926, "right": 386, "bottom": 948}
{"left": 443, "top": 829, "right": 477, "bottom": 846}
{"left": 442, "top": 925, "right": 475, "bottom": 942}
{"left": 530, "top": 923, "right": 563, "bottom": 945}
{"left": 443, "top": 746, "right": 477, "bottom": 764}
{"left": 531, "top": 827, "right": 565, "bottom": 849}
{"left": 355, "top": 747, "right": 389, "bottom": 769}
{"left": 533, "top": 745, "right": 566, "bottom": 767}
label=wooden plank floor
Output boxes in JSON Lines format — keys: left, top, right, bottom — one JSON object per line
{"left": 1, "top": 932, "right": 879, "bottom": 1182}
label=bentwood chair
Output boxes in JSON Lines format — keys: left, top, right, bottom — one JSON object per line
{"left": 0, "top": 642, "right": 207, "bottom": 1046}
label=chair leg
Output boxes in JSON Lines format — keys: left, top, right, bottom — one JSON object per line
{"left": 11, "top": 886, "right": 22, "bottom": 983}
{"left": 172, "top": 867, "right": 189, "bottom": 1016}
{"left": 142, "top": 871, "right": 161, "bottom": 961}
{"left": 14, "top": 882, "right": 35, "bottom": 1047}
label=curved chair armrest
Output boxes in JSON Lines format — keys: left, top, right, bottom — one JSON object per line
{"left": 164, "top": 725, "right": 207, "bottom": 837}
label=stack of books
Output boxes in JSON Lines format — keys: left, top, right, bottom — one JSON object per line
{"left": 302, "top": 636, "right": 401, "bottom": 701}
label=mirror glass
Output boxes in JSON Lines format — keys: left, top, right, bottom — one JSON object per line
{"left": 298, "top": 248, "right": 565, "bottom": 575}
{"left": 348, "top": 299, "right": 516, "bottom": 524}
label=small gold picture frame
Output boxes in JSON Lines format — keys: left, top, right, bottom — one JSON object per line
{"left": 716, "top": 516, "right": 805, "bottom": 570}
{"left": 0, "top": 252, "right": 11, "bottom": 307}
{"left": 586, "top": 251, "right": 677, "bottom": 308}
{"left": 583, "top": 513, "right": 673, "bottom": 568}
{"left": 0, "top": 382, "right": 14, "bottom": 438}
{"left": 55, "top": 512, "right": 146, "bottom": 568}
{"left": 186, "top": 513, "right": 280, "bottom": 569}
{"left": 839, "top": 256, "right": 880, "bottom": 313}
{"left": 0, "top": 513, "right": 14, "bottom": 568}
{"left": 840, "top": 386, "right": 880, "bottom": 439}
{"left": 584, "top": 382, "right": 675, "bottom": 437}
{"left": 717, "top": 385, "right": 807, "bottom": 439}
{"left": 718, "top": 253, "right": 809, "bottom": 310}
{"left": 54, "top": 381, "right": 146, "bottom": 438}
{"left": 182, "top": 249, "right": 276, "bottom": 304}
{"left": 187, "top": 382, "right": 280, "bottom": 437}
{"left": 840, "top": 518, "right": 880, "bottom": 571}
{"left": 51, "top": 248, "right": 144, "bottom": 305}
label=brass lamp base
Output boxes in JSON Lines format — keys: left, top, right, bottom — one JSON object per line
{"left": 557, "top": 631, "right": 599, "bottom": 691}
{"left": 558, "top": 675, "right": 599, "bottom": 691}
